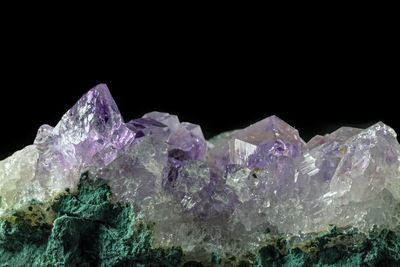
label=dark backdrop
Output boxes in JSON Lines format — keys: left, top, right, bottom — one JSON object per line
{"left": 0, "top": 21, "right": 398, "bottom": 159}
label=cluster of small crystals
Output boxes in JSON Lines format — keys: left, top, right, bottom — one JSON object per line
{"left": 1, "top": 84, "right": 400, "bottom": 258}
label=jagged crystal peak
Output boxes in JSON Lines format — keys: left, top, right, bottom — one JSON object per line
{"left": 1, "top": 84, "right": 400, "bottom": 258}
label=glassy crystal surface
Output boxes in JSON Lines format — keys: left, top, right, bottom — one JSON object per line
{"left": 1, "top": 83, "right": 400, "bottom": 257}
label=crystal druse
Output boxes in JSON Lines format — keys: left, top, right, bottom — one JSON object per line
{"left": 1, "top": 84, "right": 400, "bottom": 266}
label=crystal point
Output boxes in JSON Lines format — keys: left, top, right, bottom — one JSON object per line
{"left": 1, "top": 85, "right": 400, "bottom": 260}
{"left": 54, "top": 84, "right": 123, "bottom": 143}
{"left": 208, "top": 115, "right": 304, "bottom": 171}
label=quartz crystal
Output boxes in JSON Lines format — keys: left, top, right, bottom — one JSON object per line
{"left": 1, "top": 84, "right": 400, "bottom": 257}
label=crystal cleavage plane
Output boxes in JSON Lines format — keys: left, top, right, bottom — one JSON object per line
{"left": 1, "top": 84, "right": 400, "bottom": 260}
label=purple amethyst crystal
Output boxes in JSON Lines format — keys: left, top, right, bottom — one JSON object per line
{"left": 126, "top": 117, "right": 169, "bottom": 138}
{"left": 2, "top": 84, "right": 400, "bottom": 260}
{"left": 143, "top": 112, "right": 207, "bottom": 162}
{"left": 208, "top": 115, "right": 305, "bottom": 171}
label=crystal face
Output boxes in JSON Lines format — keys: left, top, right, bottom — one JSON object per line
{"left": 1, "top": 84, "right": 400, "bottom": 257}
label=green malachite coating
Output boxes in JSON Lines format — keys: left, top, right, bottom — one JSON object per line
{"left": 0, "top": 174, "right": 183, "bottom": 267}
{"left": 1, "top": 174, "right": 399, "bottom": 266}
{"left": 2, "top": 85, "right": 400, "bottom": 261}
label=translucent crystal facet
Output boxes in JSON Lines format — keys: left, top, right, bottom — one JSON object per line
{"left": 1, "top": 84, "right": 400, "bottom": 258}
{"left": 208, "top": 115, "right": 305, "bottom": 171}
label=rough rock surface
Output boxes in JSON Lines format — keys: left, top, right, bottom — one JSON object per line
{"left": 0, "top": 174, "right": 183, "bottom": 266}
{"left": 1, "top": 84, "right": 400, "bottom": 264}
{"left": 0, "top": 175, "right": 399, "bottom": 266}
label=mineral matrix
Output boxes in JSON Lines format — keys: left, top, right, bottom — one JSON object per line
{"left": 1, "top": 84, "right": 400, "bottom": 266}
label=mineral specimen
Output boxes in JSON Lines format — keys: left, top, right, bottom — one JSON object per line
{"left": 1, "top": 84, "right": 400, "bottom": 265}
{"left": 2, "top": 176, "right": 399, "bottom": 266}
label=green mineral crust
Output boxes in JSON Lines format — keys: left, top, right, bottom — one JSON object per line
{"left": 2, "top": 85, "right": 400, "bottom": 265}
{"left": 0, "top": 174, "right": 183, "bottom": 267}
{"left": 0, "top": 174, "right": 399, "bottom": 267}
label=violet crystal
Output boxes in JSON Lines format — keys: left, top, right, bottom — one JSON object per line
{"left": 1, "top": 84, "right": 400, "bottom": 259}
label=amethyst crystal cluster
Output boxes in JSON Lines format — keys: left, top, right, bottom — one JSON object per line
{"left": 1, "top": 84, "right": 400, "bottom": 258}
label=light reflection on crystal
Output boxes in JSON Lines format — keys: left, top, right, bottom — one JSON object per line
{"left": 1, "top": 84, "right": 400, "bottom": 257}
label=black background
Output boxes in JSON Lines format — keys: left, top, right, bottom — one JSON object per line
{"left": 0, "top": 15, "right": 398, "bottom": 159}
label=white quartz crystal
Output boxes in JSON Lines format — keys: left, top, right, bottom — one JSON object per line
{"left": 1, "top": 84, "right": 400, "bottom": 259}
